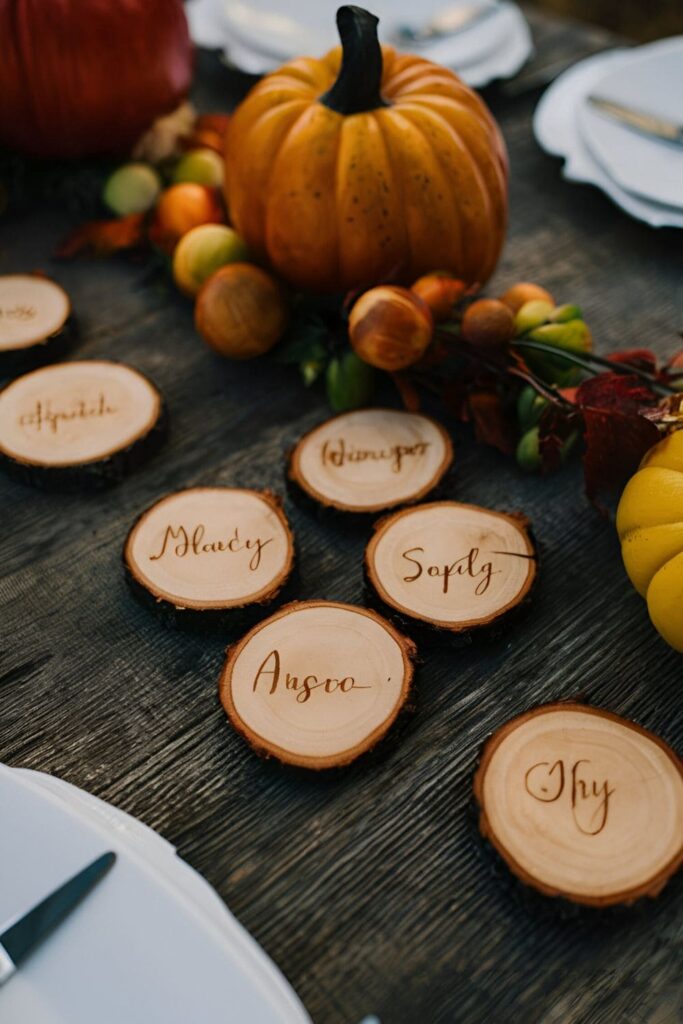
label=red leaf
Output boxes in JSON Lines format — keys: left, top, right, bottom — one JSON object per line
{"left": 538, "top": 404, "right": 582, "bottom": 473}
{"left": 468, "top": 390, "right": 515, "bottom": 455}
{"left": 606, "top": 348, "right": 658, "bottom": 372}
{"left": 574, "top": 373, "right": 660, "bottom": 506}
{"left": 575, "top": 372, "right": 658, "bottom": 414}
{"left": 55, "top": 214, "right": 146, "bottom": 259}
{"left": 559, "top": 386, "right": 579, "bottom": 404}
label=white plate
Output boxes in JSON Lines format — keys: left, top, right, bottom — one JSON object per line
{"left": 13, "top": 769, "right": 249, "bottom": 944}
{"left": 187, "top": 0, "right": 532, "bottom": 87}
{"left": 534, "top": 44, "right": 683, "bottom": 230}
{"left": 577, "top": 36, "right": 683, "bottom": 210}
{"left": 222, "top": 0, "right": 504, "bottom": 66}
{"left": 0, "top": 765, "right": 310, "bottom": 1024}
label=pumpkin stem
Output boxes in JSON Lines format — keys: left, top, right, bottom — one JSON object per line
{"left": 320, "top": 6, "right": 387, "bottom": 114}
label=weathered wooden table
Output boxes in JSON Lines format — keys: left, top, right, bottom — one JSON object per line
{"left": 1, "top": 9, "right": 682, "bottom": 1023}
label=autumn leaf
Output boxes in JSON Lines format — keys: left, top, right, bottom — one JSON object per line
{"left": 468, "top": 390, "right": 515, "bottom": 455}
{"left": 538, "top": 402, "right": 582, "bottom": 473}
{"left": 55, "top": 214, "right": 146, "bottom": 259}
{"left": 182, "top": 114, "right": 231, "bottom": 154}
{"left": 606, "top": 348, "right": 658, "bottom": 373}
{"left": 574, "top": 373, "right": 661, "bottom": 507}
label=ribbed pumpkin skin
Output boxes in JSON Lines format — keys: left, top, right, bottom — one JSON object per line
{"left": 0, "top": 0, "right": 193, "bottom": 158}
{"left": 617, "top": 430, "right": 683, "bottom": 652}
{"left": 224, "top": 47, "right": 508, "bottom": 294}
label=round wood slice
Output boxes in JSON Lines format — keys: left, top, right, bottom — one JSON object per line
{"left": 124, "top": 487, "right": 295, "bottom": 628}
{"left": 0, "top": 274, "right": 76, "bottom": 374}
{"left": 0, "top": 359, "right": 166, "bottom": 490}
{"left": 473, "top": 703, "right": 683, "bottom": 907}
{"left": 365, "top": 501, "right": 537, "bottom": 638}
{"left": 288, "top": 408, "right": 453, "bottom": 515}
{"left": 219, "top": 600, "right": 416, "bottom": 769}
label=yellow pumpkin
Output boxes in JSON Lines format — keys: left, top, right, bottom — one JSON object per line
{"left": 224, "top": 5, "right": 507, "bottom": 294}
{"left": 616, "top": 429, "right": 683, "bottom": 652}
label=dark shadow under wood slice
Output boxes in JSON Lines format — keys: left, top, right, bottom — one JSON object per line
{"left": 365, "top": 500, "right": 537, "bottom": 641}
{"left": 473, "top": 703, "right": 683, "bottom": 908}
{"left": 0, "top": 274, "right": 77, "bottom": 376}
{"left": 287, "top": 408, "right": 453, "bottom": 517}
{"left": 0, "top": 359, "right": 166, "bottom": 490}
{"left": 124, "top": 487, "right": 295, "bottom": 632}
{"left": 219, "top": 600, "right": 416, "bottom": 769}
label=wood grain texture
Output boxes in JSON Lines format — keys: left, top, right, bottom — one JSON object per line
{"left": 473, "top": 703, "right": 683, "bottom": 906}
{"left": 1, "top": 10, "right": 682, "bottom": 1022}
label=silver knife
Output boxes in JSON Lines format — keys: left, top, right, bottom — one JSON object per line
{"left": 587, "top": 95, "right": 683, "bottom": 146}
{"left": 392, "top": 3, "right": 500, "bottom": 45}
{"left": 0, "top": 851, "right": 115, "bottom": 985}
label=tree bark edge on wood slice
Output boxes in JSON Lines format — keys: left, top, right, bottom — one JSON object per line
{"left": 124, "top": 487, "right": 296, "bottom": 630}
{"left": 219, "top": 599, "right": 416, "bottom": 770}
{"left": 365, "top": 500, "right": 537, "bottom": 638}
{"left": 473, "top": 702, "right": 683, "bottom": 907}
{"left": 0, "top": 359, "right": 166, "bottom": 490}
{"left": 287, "top": 408, "right": 454, "bottom": 516}
{"left": 0, "top": 274, "right": 78, "bottom": 377}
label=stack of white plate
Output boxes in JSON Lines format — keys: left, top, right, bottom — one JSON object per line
{"left": 0, "top": 763, "right": 310, "bottom": 1023}
{"left": 188, "top": 0, "right": 533, "bottom": 88}
{"left": 534, "top": 36, "right": 683, "bottom": 228}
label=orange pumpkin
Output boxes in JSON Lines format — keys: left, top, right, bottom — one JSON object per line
{"left": 224, "top": 5, "right": 508, "bottom": 294}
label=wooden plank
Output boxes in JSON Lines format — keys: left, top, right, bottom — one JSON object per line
{"left": 1, "top": 11, "right": 682, "bottom": 1023}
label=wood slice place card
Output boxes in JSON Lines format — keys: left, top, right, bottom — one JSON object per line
{"left": 0, "top": 359, "right": 166, "bottom": 489}
{"left": 219, "top": 600, "right": 416, "bottom": 769}
{"left": 473, "top": 704, "right": 683, "bottom": 907}
{"left": 0, "top": 274, "right": 75, "bottom": 374}
{"left": 288, "top": 408, "right": 453, "bottom": 515}
{"left": 365, "top": 501, "right": 537, "bottom": 639}
{"left": 124, "top": 487, "right": 295, "bottom": 628}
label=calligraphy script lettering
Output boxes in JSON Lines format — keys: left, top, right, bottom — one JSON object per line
{"left": 253, "top": 649, "right": 373, "bottom": 704}
{"left": 0, "top": 304, "right": 36, "bottom": 322}
{"left": 401, "top": 546, "right": 500, "bottom": 595}
{"left": 18, "top": 393, "right": 117, "bottom": 434}
{"left": 149, "top": 524, "right": 272, "bottom": 571}
{"left": 321, "top": 437, "right": 431, "bottom": 474}
{"left": 524, "top": 758, "right": 615, "bottom": 836}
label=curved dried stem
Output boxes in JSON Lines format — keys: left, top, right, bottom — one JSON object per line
{"left": 513, "top": 338, "right": 677, "bottom": 396}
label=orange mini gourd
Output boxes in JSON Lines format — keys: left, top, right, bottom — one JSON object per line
{"left": 224, "top": 6, "right": 507, "bottom": 294}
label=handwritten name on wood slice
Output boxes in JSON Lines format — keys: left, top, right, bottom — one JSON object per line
{"left": 0, "top": 360, "right": 161, "bottom": 468}
{"left": 473, "top": 704, "right": 683, "bottom": 906}
{"left": 125, "top": 488, "right": 294, "bottom": 611}
{"left": 219, "top": 601, "right": 416, "bottom": 769}
{"left": 288, "top": 408, "right": 453, "bottom": 513}
{"left": 0, "top": 274, "right": 70, "bottom": 353}
{"left": 365, "top": 501, "right": 537, "bottom": 633}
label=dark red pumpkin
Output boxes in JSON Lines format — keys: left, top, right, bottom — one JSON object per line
{"left": 0, "top": 0, "right": 193, "bottom": 158}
